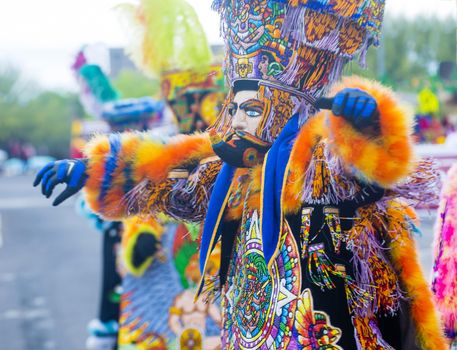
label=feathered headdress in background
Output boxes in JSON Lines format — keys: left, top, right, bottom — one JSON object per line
{"left": 117, "top": 0, "right": 213, "bottom": 77}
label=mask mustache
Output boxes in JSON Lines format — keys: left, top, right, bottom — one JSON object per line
{"left": 209, "top": 129, "right": 271, "bottom": 168}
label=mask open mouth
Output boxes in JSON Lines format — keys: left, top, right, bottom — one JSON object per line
{"left": 210, "top": 129, "right": 271, "bottom": 168}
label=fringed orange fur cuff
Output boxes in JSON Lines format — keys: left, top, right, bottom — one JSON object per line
{"left": 83, "top": 132, "right": 214, "bottom": 220}
{"left": 387, "top": 202, "right": 448, "bottom": 350}
{"left": 326, "top": 76, "right": 414, "bottom": 187}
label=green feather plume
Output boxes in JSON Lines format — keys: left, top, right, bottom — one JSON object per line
{"left": 117, "top": 0, "right": 212, "bottom": 77}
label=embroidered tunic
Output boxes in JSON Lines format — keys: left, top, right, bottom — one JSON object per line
{"left": 218, "top": 152, "right": 408, "bottom": 349}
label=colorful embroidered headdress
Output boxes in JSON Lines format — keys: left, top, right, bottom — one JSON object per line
{"left": 118, "top": 0, "right": 226, "bottom": 133}
{"left": 212, "top": 0, "right": 386, "bottom": 141}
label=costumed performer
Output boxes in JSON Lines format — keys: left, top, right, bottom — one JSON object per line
{"left": 35, "top": 0, "right": 446, "bottom": 349}
{"left": 71, "top": 47, "right": 166, "bottom": 350}
{"left": 80, "top": 1, "right": 226, "bottom": 349}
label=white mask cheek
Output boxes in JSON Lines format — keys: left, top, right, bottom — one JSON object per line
{"left": 245, "top": 114, "right": 262, "bottom": 135}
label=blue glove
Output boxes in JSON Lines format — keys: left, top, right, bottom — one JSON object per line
{"left": 33, "top": 159, "right": 88, "bottom": 206}
{"left": 316, "top": 88, "right": 379, "bottom": 130}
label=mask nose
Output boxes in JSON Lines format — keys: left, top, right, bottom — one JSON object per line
{"left": 231, "top": 110, "right": 247, "bottom": 131}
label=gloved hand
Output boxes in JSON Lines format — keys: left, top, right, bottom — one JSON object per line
{"left": 316, "top": 88, "right": 379, "bottom": 130}
{"left": 33, "top": 159, "right": 88, "bottom": 206}
{"left": 132, "top": 232, "right": 160, "bottom": 269}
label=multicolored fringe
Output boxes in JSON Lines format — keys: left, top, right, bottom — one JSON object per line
{"left": 333, "top": 265, "right": 373, "bottom": 316}
{"left": 388, "top": 158, "right": 442, "bottom": 209}
{"left": 324, "top": 207, "right": 343, "bottom": 254}
{"left": 287, "top": 0, "right": 385, "bottom": 37}
{"left": 301, "top": 142, "right": 359, "bottom": 205}
{"left": 124, "top": 157, "right": 222, "bottom": 223}
{"left": 307, "top": 243, "right": 373, "bottom": 314}
{"left": 308, "top": 243, "right": 335, "bottom": 289}
{"left": 299, "top": 207, "right": 313, "bottom": 258}
{"left": 346, "top": 206, "right": 403, "bottom": 317}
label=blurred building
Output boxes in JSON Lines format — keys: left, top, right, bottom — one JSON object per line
{"left": 108, "top": 45, "right": 225, "bottom": 79}
{"left": 108, "top": 48, "right": 137, "bottom": 79}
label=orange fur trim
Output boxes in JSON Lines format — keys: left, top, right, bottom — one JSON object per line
{"left": 387, "top": 202, "right": 448, "bottom": 350}
{"left": 84, "top": 133, "right": 144, "bottom": 218}
{"left": 83, "top": 132, "right": 214, "bottom": 219}
{"left": 285, "top": 114, "right": 325, "bottom": 214}
{"left": 327, "top": 76, "right": 414, "bottom": 187}
{"left": 134, "top": 133, "right": 214, "bottom": 183}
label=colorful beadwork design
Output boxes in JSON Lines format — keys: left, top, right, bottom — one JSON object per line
{"left": 213, "top": 0, "right": 385, "bottom": 92}
{"left": 308, "top": 243, "right": 336, "bottom": 290}
{"left": 295, "top": 289, "right": 343, "bottom": 349}
{"left": 300, "top": 207, "right": 314, "bottom": 258}
{"left": 222, "top": 210, "right": 301, "bottom": 349}
{"left": 323, "top": 207, "right": 343, "bottom": 254}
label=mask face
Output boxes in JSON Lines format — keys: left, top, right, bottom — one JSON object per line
{"left": 161, "top": 66, "right": 227, "bottom": 134}
{"left": 228, "top": 90, "right": 264, "bottom": 136}
{"left": 211, "top": 89, "right": 272, "bottom": 168}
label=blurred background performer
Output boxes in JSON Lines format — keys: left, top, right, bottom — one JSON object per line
{"left": 71, "top": 47, "right": 166, "bottom": 350}
{"left": 433, "top": 163, "right": 457, "bottom": 350}
{"left": 110, "top": 0, "right": 226, "bottom": 349}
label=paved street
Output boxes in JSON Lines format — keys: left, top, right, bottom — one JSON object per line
{"left": 0, "top": 175, "right": 439, "bottom": 350}
{"left": 0, "top": 175, "right": 100, "bottom": 350}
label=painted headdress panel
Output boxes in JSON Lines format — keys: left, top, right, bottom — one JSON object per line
{"left": 213, "top": 0, "right": 385, "bottom": 95}
{"left": 161, "top": 65, "right": 227, "bottom": 133}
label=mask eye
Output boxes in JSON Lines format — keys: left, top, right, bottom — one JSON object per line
{"left": 228, "top": 104, "right": 237, "bottom": 116}
{"left": 245, "top": 109, "right": 261, "bottom": 118}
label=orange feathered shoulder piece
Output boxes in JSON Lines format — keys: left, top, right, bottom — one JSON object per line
{"left": 325, "top": 76, "right": 415, "bottom": 187}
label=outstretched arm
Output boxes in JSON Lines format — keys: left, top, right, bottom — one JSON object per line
{"left": 34, "top": 132, "right": 217, "bottom": 221}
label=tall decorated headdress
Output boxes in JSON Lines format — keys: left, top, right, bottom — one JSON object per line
{"left": 118, "top": 0, "right": 227, "bottom": 133}
{"left": 211, "top": 0, "right": 386, "bottom": 142}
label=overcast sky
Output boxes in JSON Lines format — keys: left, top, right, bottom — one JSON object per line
{"left": 0, "top": 0, "right": 455, "bottom": 90}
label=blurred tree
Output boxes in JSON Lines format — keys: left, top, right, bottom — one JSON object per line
{"left": 112, "top": 69, "right": 160, "bottom": 99}
{"left": 0, "top": 66, "right": 81, "bottom": 158}
{"left": 344, "top": 15, "right": 457, "bottom": 90}
{"left": 23, "top": 92, "right": 80, "bottom": 158}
